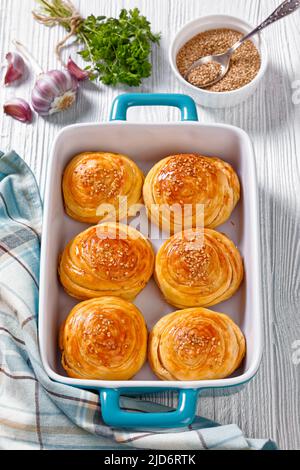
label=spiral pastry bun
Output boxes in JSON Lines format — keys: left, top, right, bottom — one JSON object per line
{"left": 60, "top": 297, "right": 147, "bottom": 380}
{"left": 59, "top": 223, "right": 155, "bottom": 301}
{"left": 155, "top": 228, "right": 243, "bottom": 309}
{"left": 148, "top": 307, "right": 246, "bottom": 381}
{"left": 143, "top": 154, "right": 240, "bottom": 233}
{"left": 62, "top": 152, "right": 144, "bottom": 224}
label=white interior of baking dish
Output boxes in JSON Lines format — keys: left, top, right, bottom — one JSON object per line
{"left": 39, "top": 121, "right": 262, "bottom": 390}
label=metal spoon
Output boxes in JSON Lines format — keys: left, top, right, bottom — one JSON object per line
{"left": 184, "top": 0, "right": 300, "bottom": 88}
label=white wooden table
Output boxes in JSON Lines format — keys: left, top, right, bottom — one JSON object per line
{"left": 1, "top": 0, "right": 300, "bottom": 450}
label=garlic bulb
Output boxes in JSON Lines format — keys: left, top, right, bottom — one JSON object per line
{"left": 31, "top": 70, "right": 79, "bottom": 116}
{"left": 4, "top": 52, "right": 26, "bottom": 86}
{"left": 4, "top": 98, "right": 33, "bottom": 123}
{"left": 13, "top": 40, "right": 79, "bottom": 117}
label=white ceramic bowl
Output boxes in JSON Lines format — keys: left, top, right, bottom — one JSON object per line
{"left": 169, "top": 15, "right": 268, "bottom": 108}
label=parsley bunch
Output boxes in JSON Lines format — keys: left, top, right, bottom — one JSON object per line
{"left": 33, "top": 2, "right": 161, "bottom": 87}
{"left": 78, "top": 9, "right": 161, "bottom": 86}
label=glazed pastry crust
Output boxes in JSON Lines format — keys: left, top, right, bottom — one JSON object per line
{"left": 59, "top": 223, "right": 155, "bottom": 301}
{"left": 60, "top": 297, "right": 147, "bottom": 380}
{"left": 143, "top": 154, "right": 240, "bottom": 233}
{"left": 62, "top": 152, "right": 144, "bottom": 224}
{"left": 155, "top": 228, "right": 243, "bottom": 308}
{"left": 148, "top": 307, "right": 246, "bottom": 381}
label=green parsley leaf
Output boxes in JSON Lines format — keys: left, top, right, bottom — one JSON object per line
{"left": 77, "top": 8, "right": 161, "bottom": 86}
{"left": 33, "top": 2, "right": 160, "bottom": 87}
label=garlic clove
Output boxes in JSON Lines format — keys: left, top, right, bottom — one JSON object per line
{"left": 4, "top": 98, "right": 33, "bottom": 123}
{"left": 31, "top": 87, "right": 52, "bottom": 116}
{"left": 4, "top": 52, "right": 26, "bottom": 86}
{"left": 35, "top": 73, "right": 61, "bottom": 100}
{"left": 47, "top": 70, "right": 75, "bottom": 95}
{"left": 67, "top": 57, "right": 90, "bottom": 81}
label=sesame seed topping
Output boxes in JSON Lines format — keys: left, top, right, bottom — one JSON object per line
{"left": 80, "top": 232, "right": 137, "bottom": 280}
{"left": 155, "top": 154, "right": 215, "bottom": 205}
{"left": 171, "top": 237, "right": 211, "bottom": 282}
{"left": 73, "top": 159, "right": 123, "bottom": 199}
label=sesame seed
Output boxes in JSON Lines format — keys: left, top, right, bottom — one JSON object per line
{"left": 173, "top": 237, "right": 211, "bottom": 282}
{"left": 74, "top": 161, "right": 123, "bottom": 199}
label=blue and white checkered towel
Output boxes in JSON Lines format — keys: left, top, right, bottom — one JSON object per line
{"left": 0, "top": 150, "right": 277, "bottom": 450}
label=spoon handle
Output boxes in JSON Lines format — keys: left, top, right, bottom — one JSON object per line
{"left": 230, "top": 0, "right": 300, "bottom": 53}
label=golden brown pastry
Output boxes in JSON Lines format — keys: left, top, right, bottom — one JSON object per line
{"left": 60, "top": 297, "right": 147, "bottom": 380}
{"left": 62, "top": 152, "right": 144, "bottom": 224}
{"left": 143, "top": 154, "right": 240, "bottom": 233}
{"left": 59, "top": 223, "right": 154, "bottom": 301}
{"left": 148, "top": 307, "right": 246, "bottom": 381}
{"left": 155, "top": 228, "right": 243, "bottom": 308}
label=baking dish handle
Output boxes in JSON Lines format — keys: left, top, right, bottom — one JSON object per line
{"left": 100, "top": 388, "right": 198, "bottom": 428}
{"left": 110, "top": 93, "right": 198, "bottom": 122}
